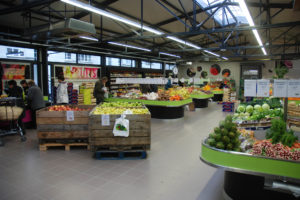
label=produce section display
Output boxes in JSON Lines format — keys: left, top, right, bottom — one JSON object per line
{"left": 233, "top": 98, "right": 283, "bottom": 126}
{"left": 204, "top": 116, "right": 300, "bottom": 161}
{"left": 48, "top": 105, "right": 91, "bottom": 111}
{"left": 206, "top": 115, "right": 241, "bottom": 151}
{"left": 93, "top": 102, "right": 149, "bottom": 115}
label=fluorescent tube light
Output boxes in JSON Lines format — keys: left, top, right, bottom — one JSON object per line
{"left": 204, "top": 50, "right": 220, "bottom": 57}
{"left": 79, "top": 36, "right": 98, "bottom": 41}
{"left": 159, "top": 52, "right": 181, "bottom": 58}
{"left": 61, "top": 0, "right": 163, "bottom": 35}
{"left": 61, "top": 0, "right": 226, "bottom": 57}
{"left": 166, "top": 36, "right": 201, "bottom": 49}
{"left": 222, "top": 57, "right": 228, "bottom": 60}
{"left": 239, "top": 0, "right": 267, "bottom": 55}
{"left": 108, "top": 42, "right": 151, "bottom": 52}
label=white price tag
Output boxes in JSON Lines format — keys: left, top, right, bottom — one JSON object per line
{"left": 66, "top": 111, "right": 74, "bottom": 121}
{"left": 273, "top": 80, "right": 288, "bottom": 97}
{"left": 101, "top": 114, "right": 110, "bottom": 126}
{"left": 244, "top": 80, "right": 257, "bottom": 97}
{"left": 257, "top": 79, "right": 270, "bottom": 97}
{"left": 288, "top": 80, "right": 300, "bottom": 98}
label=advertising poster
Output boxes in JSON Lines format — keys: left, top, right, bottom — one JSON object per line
{"left": 2, "top": 64, "right": 26, "bottom": 79}
{"left": 59, "top": 66, "right": 98, "bottom": 79}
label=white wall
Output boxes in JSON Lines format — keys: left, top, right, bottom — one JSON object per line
{"left": 178, "top": 61, "right": 241, "bottom": 88}
{"left": 262, "top": 60, "right": 300, "bottom": 79}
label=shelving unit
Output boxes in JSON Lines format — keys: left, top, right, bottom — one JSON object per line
{"left": 109, "top": 71, "right": 142, "bottom": 96}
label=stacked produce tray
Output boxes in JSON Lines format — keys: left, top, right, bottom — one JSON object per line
{"left": 287, "top": 103, "right": 300, "bottom": 127}
{"left": 222, "top": 102, "right": 234, "bottom": 112}
{"left": 88, "top": 103, "right": 151, "bottom": 152}
{"left": 36, "top": 105, "right": 94, "bottom": 151}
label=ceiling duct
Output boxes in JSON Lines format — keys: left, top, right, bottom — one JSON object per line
{"left": 27, "top": 18, "right": 96, "bottom": 40}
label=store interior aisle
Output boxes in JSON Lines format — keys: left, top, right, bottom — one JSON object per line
{"left": 0, "top": 103, "right": 226, "bottom": 200}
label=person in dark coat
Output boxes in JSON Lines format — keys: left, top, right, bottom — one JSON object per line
{"left": 27, "top": 80, "right": 45, "bottom": 128}
{"left": 93, "top": 76, "right": 108, "bottom": 104}
{"left": 7, "top": 80, "right": 26, "bottom": 135}
{"left": 20, "top": 80, "right": 29, "bottom": 96}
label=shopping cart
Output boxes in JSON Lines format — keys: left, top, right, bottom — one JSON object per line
{"left": 0, "top": 97, "right": 27, "bottom": 146}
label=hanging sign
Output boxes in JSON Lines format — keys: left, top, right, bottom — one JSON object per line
{"left": 244, "top": 80, "right": 257, "bottom": 97}
{"left": 287, "top": 80, "right": 300, "bottom": 98}
{"left": 257, "top": 79, "right": 270, "bottom": 97}
{"left": 273, "top": 80, "right": 288, "bottom": 97}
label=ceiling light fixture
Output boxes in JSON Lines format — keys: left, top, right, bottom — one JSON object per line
{"left": 203, "top": 50, "right": 220, "bottom": 57}
{"left": 222, "top": 57, "right": 228, "bottom": 60}
{"left": 79, "top": 36, "right": 99, "bottom": 41}
{"left": 108, "top": 42, "right": 151, "bottom": 52}
{"left": 61, "top": 0, "right": 225, "bottom": 58}
{"left": 239, "top": 0, "right": 267, "bottom": 55}
{"left": 159, "top": 52, "right": 181, "bottom": 58}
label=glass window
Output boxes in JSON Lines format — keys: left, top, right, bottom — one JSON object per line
{"left": 196, "top": 0, "right": 248, "bottom": 26}
{"left": 141, "top": 61, "right": 151, "bottom": 69}
{"left": 166, "top": 64, "right": 175, "bottom": 70}
{"left": 78, "top": 54, "right": 101, "bottom": 65}
{"left": 121, "top": 59, "right": 132, "bottom": 67}
{"left": 0, "top": 45, "right": 36, "bottom": 60}
{"left": 48, "top": 51, "right": 76, "bottom": 63}
{"left": 106, "top": 57, "right": 120, "bottom": 66}
{"left": 151, "top": 62, "right": 162, "bottom": 69}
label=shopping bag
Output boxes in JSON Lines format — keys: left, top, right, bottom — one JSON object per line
{"left": 113, "top": 114, "right": 129, "bottom": 137}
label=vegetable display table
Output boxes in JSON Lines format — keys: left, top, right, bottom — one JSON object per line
{"left": 106, "top": 98, "right": 192, "bottom": 119}
{"left": 200, "top": 141, "right": 300, "bottom": 199}
{"left": 212, "top": 91, "right": 224, "bottom": 102}
{"left": 190, "top": 94, "right": 213, "bottom": 108}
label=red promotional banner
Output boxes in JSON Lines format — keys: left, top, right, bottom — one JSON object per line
{"left": 61, "top": 66, "right": 98, "bottom": 79}
{"left": 2, "top": 64, "right": 26, "bottom": 80}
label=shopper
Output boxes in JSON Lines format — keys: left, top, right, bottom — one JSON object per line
{"left": 27, "top": 80, "right": 45, "bottom": 128}
{"left": 20, "top": 80, "right": 29, "bottom": 96}
{"left": 93, "top": 76, "right": 108, "bottom": 104}
{"left": 6, "top": 80, "right": 26, "bottom": 135}
{"left": 165, "top": 77, "right": 172, "bottom": 90}
{"left": 56, "top": 75, "right": 69, "bottom": 104}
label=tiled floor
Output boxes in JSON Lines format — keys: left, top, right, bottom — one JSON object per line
{"left": 0, "top": 103, "right": 226, "bottom": 200}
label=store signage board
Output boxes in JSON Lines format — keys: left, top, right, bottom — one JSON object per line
{"left": 273, "top": 80, "right": 288, "bottom": 97}
{"left": 101, "top": 115, "right": 110, "bottom": 126}
{"left": 257, "top": 79, "right": 270, "bottom": 97}
{"left": 66, "top": 111, "right": 74, "bottom": 121}
{"left": 244, "top": 80, "right": 257, "bottom": 97}
{"left": 287, "top": 80, "right": 300, "bottom": 97}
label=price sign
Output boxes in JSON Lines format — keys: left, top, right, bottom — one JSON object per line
{"left": 66, "top": 111, "right": 74, "bottom": 121}
{"left": 288, "top": 80, "right": 300, "bottom": 97}
{"left": 244, "top": 80, "right": 257, "bottom": 97}
{"left": 273, "top": 80, "right": 288, "bottom": 97}
{"left": 101, "top": 114, "right": 110, "bottom": 126}
{"left": 257, "top": 79, "right": 270, "bottom": 97}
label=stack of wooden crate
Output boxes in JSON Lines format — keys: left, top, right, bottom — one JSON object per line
{"left": 36, "top": 105, "right": 94, "bottom": 151}
{"left": 88, "top": 107, "right": 151, "bottom": 152}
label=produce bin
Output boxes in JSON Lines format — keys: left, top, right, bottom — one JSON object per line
{"left": 88, "top": 106, "right": 151, "bottom": 151}
{"left": 36, "top": 105, "right": 94, "bottom": 150}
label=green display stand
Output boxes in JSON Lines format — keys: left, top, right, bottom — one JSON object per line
{"left": 190, "top": 94, "right": 214, "bottom": 99}
{"left": 212, "top": 90, "right": 224, "bottom": 95}
{"left": 106, "top": 98, "right": 192, "bottom": 119}
{"left": 106, "top": 98, "right": 192, "bottom": 107}
{"left": 201, "top": 141, "right": 300, "bottom": 180}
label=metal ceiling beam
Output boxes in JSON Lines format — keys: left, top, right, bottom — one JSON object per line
{"left": 0, "top": 0, "right": 59, "bottom": 15}
{"left": 109, "top": 21, "right": 300, "bottom": 41}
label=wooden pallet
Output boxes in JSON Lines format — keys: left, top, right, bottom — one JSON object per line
{"left": 90, "top": 145, "right": 150, "bottom": 152}
{"left": 94, "top": 150, "right": 147, "bottom": 160}
{"left": 39, "top": 142, "right": 89, "bottom": 151}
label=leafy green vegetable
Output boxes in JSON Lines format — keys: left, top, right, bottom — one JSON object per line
{"left": 266, "top": 118, "right": 298, "bottom": 147}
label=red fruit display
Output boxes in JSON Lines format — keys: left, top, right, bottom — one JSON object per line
{"left": 48, "top": 105, "right": 89, "bottom": 111}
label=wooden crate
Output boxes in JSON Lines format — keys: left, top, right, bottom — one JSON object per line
{"left": 36, "top": 105, "right": 95, "bottom": 142}
{"left": 89, "top": 108, "right": 151, "bottom": 151}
